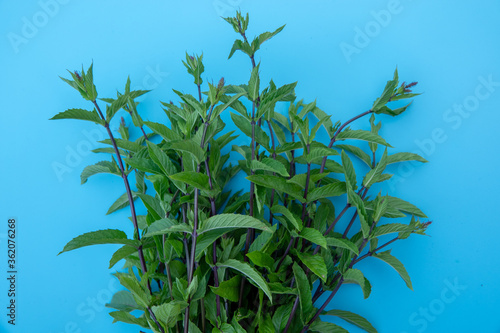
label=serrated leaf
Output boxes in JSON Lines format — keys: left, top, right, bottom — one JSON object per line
{"left": 336, "top": 130, "right": 392, "bottom": 147}
{"left": 341, "top": 150, "right": 357, "bottom": 190}
{"left": 200, "top": 214, "right": 273, "bottom": 234}
{"left": 109, "top": 311, "right": 149, "bottom": 328}
{"left": 326, "top": 237, "right": 359, "bottom": 255}
{"left": 292, "top": 262, "right": 313, "bottom": 322}
{"left": 151, "top": 301, "right": 188, "bottom": 328}
{"left": 297, "top": 227, "right": 328, "bottom": 249}
{"left": 217, "top": 259, "right": 272, "bottom": 302}
{"left": 247, "top": 174, "right": 304, "bottom": 203}
{"left": 169, "top": 171, "right": 218, "bottom": 197}
{"left": 248, "top": 63, "right": 260, "bottom": 101}
{"left": 105, "top": 290, "right": 139, "bottom": 312}
{"left": 309, "top": 320, "right": 349, "bottom": 333}
{"left": 343, "top": 269, "right": 371, "bottom": 299}
{"left": 210, "top": 275, "right": 241, "bottom": 302}
{"left": 50, "top": 108, "right": 104, "bottom": 125}
{"left": 271, "top": 205, "right": 302, "bottom": 231}
{"left": 385, "top": 196, "right": 427, "bottom": 217}
{"left": 374, "top": 250, "right": 412, "bottom": 290}
{"left": 323, "top": 309, "right": 378, "bottom": 333}
{"left": 247, "top": 251, "right": 275, "bottom": 271}
{"left": 296, "top": 251, "right": 328, "bottom": 283}
{"left": 307, "top": 182, "right": 347, "bottom": 202}
{"left": 58, "top": 229, "right": 139, "bottom": 255}
{"left": 372, "top": 223, "right": 414, "bottom": 238}
{"left": 80, "top": 160, "right": 121, "bottom": 184}
{"left": 335, "top": 144, "right": 372, "bottom": 167}
{"left": 167, "top": 140, "right": 206, "bottom": 165}
{"left": 363, "top": 149, "right": 388, "bottom": 188}
{"left": 144, "top": 218, "right": 192, "bottom": 237}
{"left": 387, "top": 152, "right": 427, "bottom": 165}
{"left": 251, "top": 158, "right": 289, "bottom": 177}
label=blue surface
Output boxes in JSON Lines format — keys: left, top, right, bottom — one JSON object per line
{"left": 1, "top": 0, "right": 499, "bottom": 332}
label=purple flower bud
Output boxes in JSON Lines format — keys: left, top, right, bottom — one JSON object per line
{"left": 217, "top": 77, "right": 225, "bottom": 90}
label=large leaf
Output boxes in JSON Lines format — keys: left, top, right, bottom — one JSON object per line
{"left": 251, "top": 158, "right": 289, "bottom": 177}
{"left": 326, "top": 237, "right": 359, "bottom": 255}
{"left": 144, "top": 218, "right": 192, "bottom": 237}
{"left": 387, "top": 152, "right": 427, "bottom": 165}
{"left": 151, "top": 301, "right": 188, "bottom": 328}
{"left": 307, "top": 182, "right": 346, "bottom": 202}
{"left": 372, "top": 223, "right": 414, "bottom": 238}
{"left": 323, "top": 309, "right": 378, "bottom": 333}
{"left": 247, "top": 174, "right": 304, "bottom": 203}
{"left": 272, "top": 303, "right": 293, "bottom": 332}
{"left": 109, "top": 311, "right": 149, "bottom": 328}
{"left": 50, "top": 108, "right": 104, "bottom": 125}
{"left": 105, "top": 290, "right": 139, "bottom": 312}
{"left": 169, "top": 171, "right": 219, "bottom": 197}
{"left": 309, "top": 320, "right": 349, "bottom": 333}
{"left": 336, "top": 130, "right": 391, "bottom": 147}
{"left": 106, "top": 192, "right": 137, "bottom": 215}
{"left": 271, "top": 205, "right": 302, "bottom": 231}
{"left": 58, "top": 229, "right": 139, "bottom": 255}
{"left": 342, "top": 269, "right": 371, "bottom": 299}
{"left": 210, "top": 275, "right": 241, "bottom": 302}
{"left": 335, "top": 144, "right": 372, "bottom": 167}
{"left": 373, "top": 250, "right": 413, "bottom": 290}
{"left": 144, "top": 121, "right": 182, "bottom": 142}
{"left": 167, "top": 140, "right": 206, "bottom": 165}
{"left": 217, "top": 259, "right": 272, "bottom": 302}
{"left": 385, "top": 196, "right": 427, "bottom": 218}
{"left": 80, "top": 160, "right": 121, "bottom": 184}
{"left": 296, "top": 251, "right": 328, "bottom": 283}
{"left": 292, "top": 262, "right": 313, "bottom": 322}
{"left": 297, "top": 227, "right": 327, "bottom": 249}
{"left": 200, "top": 214, "right": 273, "bottom": 234}
{"left": 146, "top": 141, "right": 176, "bottom": 176}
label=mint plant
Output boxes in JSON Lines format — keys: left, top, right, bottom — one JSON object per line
{"left": 53, "top": 11, "right": 430, "bottom": 333}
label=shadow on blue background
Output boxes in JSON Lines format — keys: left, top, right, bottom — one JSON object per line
{"left": 1, "top": 0, "right": 499, "bottom": 332}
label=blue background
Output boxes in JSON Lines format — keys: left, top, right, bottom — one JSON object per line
{"left": 1, "top": 0, "right": 499, "bottom": 332}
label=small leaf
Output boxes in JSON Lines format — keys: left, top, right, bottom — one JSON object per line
{"left": 248, "top": 63, "right": 260, "bottom": 101}
{"left": 169, "top": 171, "right": 219, "bottom": 197}
{"left": 105, "top": 290, "right": 139, "bottom": 312}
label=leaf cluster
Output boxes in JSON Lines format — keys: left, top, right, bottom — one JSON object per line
{"left": 53, "top": 11, "right": 430, "bottom": 333}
